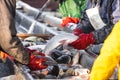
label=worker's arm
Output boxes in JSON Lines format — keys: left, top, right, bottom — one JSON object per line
{"left": 0, "top": 0, "right": 29, "bottom": 64}
{"left": 90, "top": 21, "right": 120, "bottom": 80}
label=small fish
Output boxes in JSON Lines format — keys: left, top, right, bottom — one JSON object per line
{"left": 43, "top": 32, "right": 78, "bottom": 56}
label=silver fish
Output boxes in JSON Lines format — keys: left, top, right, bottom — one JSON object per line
{"left": 43, "top": 32, "right": 78, "bottom": 56}
{"left": 24, "top": 36, "right": 41, "bottom": 42}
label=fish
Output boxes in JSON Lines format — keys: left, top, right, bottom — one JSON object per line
{"left": 24, "top": 36, "right": 42, "bottom": 42}
{"left": 43, "top": 32, "right": 78, "bottom": 56}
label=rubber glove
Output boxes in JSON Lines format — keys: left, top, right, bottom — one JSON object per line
{"left": 27, "top": 49, "right": 48, "bottom": 70}
{"left": 61, "top": 17, "right": 79, "bottom": 27}
{"left": 61, "top": 17, "right": 83, "bottom": 36}
{"left": 69, "top": 33, "right": 95, "bottom": 50}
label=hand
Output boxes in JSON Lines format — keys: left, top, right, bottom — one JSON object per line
{"left": 27, "top": 49, "right": 48, "bottom": 70}
{"left": 69, "top": 33, "right": 95, "bottom": 50}
{"left": 61, "top": 17, "right": 79, "bottom": 27}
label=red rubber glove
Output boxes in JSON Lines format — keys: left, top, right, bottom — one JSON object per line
{"left": 27, "top": 49, "right": 48, "bottom": 70}
{"left": 69, "top": 33, "right": 95, "bottom": 50}
{"left": 73, "top": 28, "right": 84, "bottom": 36}
{"left": 61, "top": 17, "right": 79, "bottom": 27}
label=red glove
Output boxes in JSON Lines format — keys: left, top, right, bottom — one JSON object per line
{"left": 73, "top": 28, "right": 84, "bottom": 36}
{"left": 61, "top": 17, "right": 79, "bottom": 27}
{"left": 69, "top": 33, "right": 95, "bottom": 50}
{"left": 27, "top": 49, "right": 48, "bottom": 70}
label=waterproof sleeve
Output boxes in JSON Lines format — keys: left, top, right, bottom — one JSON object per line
{"left": 76, "top": 0, "right": 95, "bottom": 33}
{"left": 0, "top": 0, "right": 29, "bottom": 64}
{"left": 90, "top": 21, "right": 120, "bottom": 80}
{"left": 92, "top": 0, "right": 120, "bottom": 44}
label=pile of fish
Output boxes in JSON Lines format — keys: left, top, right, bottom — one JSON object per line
{"left": 19, "top": 35, "right": 90, "bottom": 80}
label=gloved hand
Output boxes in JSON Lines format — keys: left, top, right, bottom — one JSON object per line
{"left": 27, "top": 49, "right": 48, "bottom": 70}
{"left": 69, "top": 33, "right": 95, "bottom": 50}
{"left": 61, "top": 17, "right": 79, "bottom": 27}
{"left": 73, "top": 28, "right": 84, "bottom": 36}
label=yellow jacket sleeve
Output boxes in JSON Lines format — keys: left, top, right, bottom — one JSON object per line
{"left": 90, "top": 21, "right": 120, "bottom": 80}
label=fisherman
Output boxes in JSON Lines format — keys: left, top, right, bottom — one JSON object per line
{"left": 90, "top": 20, "right": 120, "bottom": 80}
{"left": 0, "top": 0, "right": 48, "bottom": 77}
{"left": 68, "top": 0, "right": 120, "bottom": 49}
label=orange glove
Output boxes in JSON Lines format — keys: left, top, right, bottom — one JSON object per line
{"left": 27, "top": 49, "right": 48, "bottom": 70}
{"left": 61, "top": 17, "right": 79, "bottom": 27}
{"left": 0, "top": 51, "right": 14, "bottom": 61}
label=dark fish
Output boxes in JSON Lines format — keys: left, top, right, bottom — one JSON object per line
{"left": 50, "top": 49, "right": 64, "bottom": 60}
{"left": 56, "top": 55, "right": 71, "bottom": 64}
